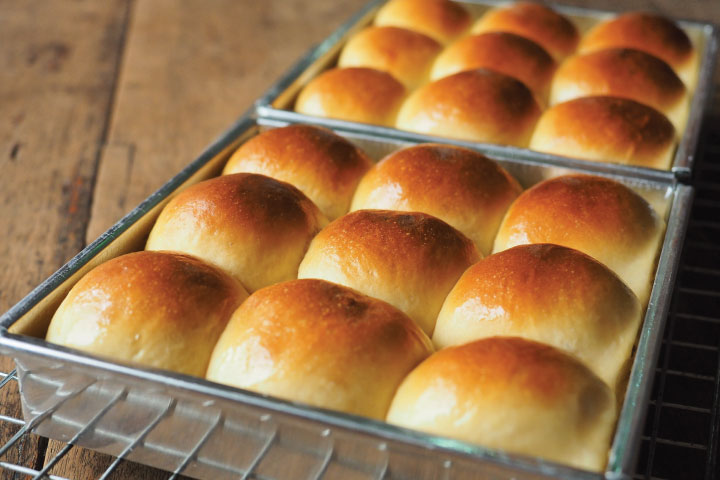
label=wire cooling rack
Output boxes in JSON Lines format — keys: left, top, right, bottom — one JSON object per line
{"left": 1, "top": 137, "right": 719, "bottom": 480}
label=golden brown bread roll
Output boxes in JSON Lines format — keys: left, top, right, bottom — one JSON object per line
{"left": 493, "top": 174, "right": 665, "bottom": 306}
{"left": 206, "top": 279, "right": 433, "bottom": 420}
{"left": 550, "top": 48, "right": 688, "bottom": 133}
{"left": 579, "top": 12, "right": 698, "bottom": 88}
{"left": 297, "top": 209, "right": 480, "bottom": 335}
{"left": 295, "top": 67, "right": 406, "bottom": 126}
{"left": 46, "top": 251, "right": 248, "bottom": 376}
{"left": 395, "top": 69, "right": 542, "bottom": 146}
{"left": 374, "top": 0, "right": 471, "bottom": 45}
{"left": 530, "top": 96, "right": 676, "bottom": 170}
{"left": 471, "top": 2, "right": 579, "bottom": 61}
{"left": 338, "top": 26, "right": 442, "bottom": 89}
{"left": 386, "top": 337, "right": 616, "bottom": 471}
{"left": 350, "top": 144, "right": 522, "bottom": 255}
{"left": 223, "top": 125, "right": 373, "bottom": 220}
{"left": 430, "top": 32, "right": 557, "bottom": 103}
{"left": 146, "top": 173, "right": 327, "bottom": 293}
{"left": 434, "top": 244, "right": 643, "bottom": 391}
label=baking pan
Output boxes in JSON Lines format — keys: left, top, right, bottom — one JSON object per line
{"left": 0, "top": 112, "right": 693, "bottom": 479}
{"left": 255, "top": 0, "right": 719, "bottom": 182}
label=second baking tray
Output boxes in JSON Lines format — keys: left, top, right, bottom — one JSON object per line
{"left": 255, "top": 0, "right": 719, "bottom": 182}
{"left": 0, "top": 113, "right": 693, "bottom": 479}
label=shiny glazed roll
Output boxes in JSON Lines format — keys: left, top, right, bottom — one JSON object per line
{"left": 206, "top": 279, "right": 433, "bottom": 420}
{"left": 529, "top": 96, "right": 676, "bottom": 170}
{"left": 550, "top": 48, "right": 688, "bottom": 133}
{"left": 395, "top": 69, "right": 542, "bottom": 147}
{"left": 493, "top": 175, "right": 665, "bottom": 306}
{"left": 223, "top": 125, "right": 373, "bottom": 220}
{"left": 338, "top": 26, "right": 442, "bottom": 89}
{"left": 146, "top": 173, "right": 327, "bottom": 293}
{"left": 46, "top": 251, "right": 248, "bottom": 377}
{"left": 295, "top": 67, "right": 406, "bottom": 126}
{"left": 374, "top": 0, "right": 471, "bottom": 45}
{"left": 386, "top": 337, "right": 616, "bottom": 471}
{"left": 434, "top": 244, "right": 643, "bottom": 391}
{"left": 430, "top": 32, "right": 557, "bottom": 103}
{"left": 350, "top": 144, "right": 522, "bottom": 255}
{"left": 579, "top": 12, "right": 698, "bottom": 88}
{"left": 298, "top": 210, "right": 480, "bottom": 335}
{"left": 471, "top": 2, "right": 579, "bottom": 60}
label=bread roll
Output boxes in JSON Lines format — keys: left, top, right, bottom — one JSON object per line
{"left": 530, "top": 96, "right": 676, "bottom": 170}
{"left": 386, "top": 337, "right": 616, "bottom": 471}
{"left": 374, "top": 0, "right": 471, "bottom": 45}
{"left": 223, "top": 125, "right": 373, "bottom": 220}
{"left": 338, "top": 26, "right": 442, "bottom": 89}
{"left": 579, "top": 12, "right": 698, "bottom": 88}
{"left": 146, "top": 173, "right": 327, "bottom": 293}
{"left": 350, "top": 144, "right": 522, "bottom": 255}
{"left": 472, "top": 2, "right": 579, "bottom": 60}
{"left": 550, "top": 48, "right": 688, "bottom": 133}
{"left": 431, "top": 32, "right": 557, "bottom": 103}
{"left": 493, "top": 174, "right": 665, "bottom": 305}
{"left": 46, "top": 251, "right": 248, "bottom": 376}
{"left": 206, "top": 279, "right": 433, "bottom": 419}
{"left": 295, "top": 67, "right": 406, "bottom": 126}
{"left": 298, "top": 210, "right": 480, "bottom": 335}
{"left": 434, "top": 244, "right": 643, "bottom": 391}
{"left": 395, "top": 69, "right": 541, "bottom": 147}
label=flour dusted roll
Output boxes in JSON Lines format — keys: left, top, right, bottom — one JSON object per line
{"left": 493, "top": 174, "right": 665, "bottom": 305}
{"left": 396, "top": 69, "right": 541, "bottom": 146}
{"left": 471, "top": 2, "right": 579, "bottom": 60}
{"left": 223, "top": 125, "right": 373, "bottom": 220}
{"left": 206, "top": 279, "right": 433, "bottom": 419}
{"left": 374, "top": 0, "right": 471, "bottom": 45}
{"left": 298, "top": 210, "right": 480, "bottom": 335}
{"left": 431, "top": 32, "right": 557, "bottom": 103}
{"left": 550, "top": 48, "right": 688, "bottom": 133}
{"left": 434, "top": 244, "right": 643, "bottom": 391}
{"left": 386, "top": 337, "right": 616, "bottom": 471}
{"left": 338, "top": 26, "right": 442, "bottom": 89}
{"left": 579, "top": 12, "right": 698, "bottom": 88}
{"left": 350, "top": 144, "right": 522, "bottom": 255}
{"left": 146, "top": 173, "right": 327, "bottom": 292}
{"left": 295, "top": 67, "right": 406, "bottom": 126}
{"left": 530, "top": 96, "right": 676, "bottom": 170}
{"left": 46, "top": 251, "right": 248, "bottom": 377}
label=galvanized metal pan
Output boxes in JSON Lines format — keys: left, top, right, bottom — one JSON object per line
{"left": 255, "top": 0, "right": 719, "bottom": 182}
{"left": 0, "top": 111, "right": 693, "bottom": 479}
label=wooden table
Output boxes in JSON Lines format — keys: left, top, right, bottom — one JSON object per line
{"left": 1, "top": 0, "right": 718, "bottom": 478}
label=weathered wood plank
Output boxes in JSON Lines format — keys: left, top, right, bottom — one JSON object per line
{"left": 0, "top": 0, "right": 130, "bottom": 478}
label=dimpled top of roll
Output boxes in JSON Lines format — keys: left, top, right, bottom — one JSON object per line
{"left": 223, "top": 125, "right": 373, "bottom": 220}
{"left": 146, "top": 173, "right": 327, "bottom": 293}
{"left": 298, "top": 209, "right": 480, "bottom": 335}
{"left": 374, "top": 0, "right": 472, "bottom": 45}
{"left": 431, "top": 32, "right": 557, "bottom": 102}
{"left": 46, "top": 251, "right": 248, "bottom": 377}
{"left": 386, "top": 337, "right": 616, "bottom": 471}
{"left": 434, "top": 244, "right": 643, "bottom": 391}
{"left": 395, "top": 69, "right": 542, "bottom": 147}
{"left": 579, "top": 12, "right": 696, "bottom": 87}
{"left": 338, "top": 26, "right": 442, "bottom": 89}
{"left": 206, "top": 278, "right": 433, "bottom": 420}
{"left": 295, "top": 67, "right": 406, "bottom": 126}
{"left": 493, "top": 174, "right": 665, "bottom": 305}
{"left": 350, "top": 144, "right": 522, "bottom": 255}
{"left": 472, "top": 2, "right": 580, "bottom": 60}
{"left": 529, "top": 96, "right": 676, "bottom": 170}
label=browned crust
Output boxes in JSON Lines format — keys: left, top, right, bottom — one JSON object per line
{"left": 374, "top": 0, "right": 472, "bottom": 44}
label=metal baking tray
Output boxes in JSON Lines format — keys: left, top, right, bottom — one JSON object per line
{"left": 0, "top": 112, "right": 693, "bottom": 479}
{"left": 255, "top": 0, "right": 719, "bottom": 182}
